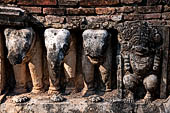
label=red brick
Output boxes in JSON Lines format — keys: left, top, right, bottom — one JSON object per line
{"left": 116, "top": 6, "right": 135, "bottom": 13}
{"left": 138, "top": 5, "right": 162, "bottom": 13}
{"left": 58, "top": 0, "right": 78, "bottom": 6}
{"left": 66, "top": 8, "right": 95, "bottom": 15}
{"left": 43, "top": 8, "right": 65, "bottom": 15}
{"left": 80, "top": 0, "right": 119, "bottom": 6}
{"left": 123, "top": 14, "right": 144, "bottom": 21}
{"left": 143, "top": 13, "right": 161, "bottom": 19}
{"left": 121, "top": 0, "right": 142, "bottom": 4}
{"left": 95, "top": 8, "right": 116, "bottom": 15}
{"left": 162, "top": 12, "right": 170, "bottom": 20}
{"left": 18, "top": 0, "right": 57, "bottom": 5}
{"left": 20, "top": 6, "right": 42, "bottom": 14}
{"left": 4, "top": 0, "right": 16, "bottom": 3}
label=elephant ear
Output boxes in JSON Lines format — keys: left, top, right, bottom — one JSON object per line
{"left": 82, "top": 29, "right": 92, "bottom": 41}
{"left": 4, "top": 28, "right": 13, "bottom": 39}
{"left": 62, "top": 29, "right": 71, "bottom": 46}
{"left": 23, "top": 27, "right": 35, "bottom": 39}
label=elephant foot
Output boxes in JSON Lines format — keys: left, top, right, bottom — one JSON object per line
{"left": 50, "top": 94, "right": 66, "bottom": 102}
{"left": 88, "top": 95, "right": 103, "bottom": 103}
{"left": 31, "top": 88, "right": 44, "bottom": 94}
{"left": 12, "top": 96, "right": 30, "bottom": 103}
{"left": 125, "top": 92, "right": 134, "bottom": 103}
{"left": 82, "top": 89, "right": 95, "bottom": 97}
{"left": 144, "top": 92, "right": 152, "bottom": 104}
{"left": 48, "top": 89, "right": 60, "bottom": 95}
{"left": 100, "top": 87, "right": 112, "bottom": 92}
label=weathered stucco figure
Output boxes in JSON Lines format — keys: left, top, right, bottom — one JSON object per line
{"left": 4, "top": 28, "right": 43, "bottom": 94}
{"left": 118, "top": 22, "right": 162, "bottom": 103}
{"left": 44, "top": 28, "right": 76, "bottom": 101}
{"left": 82, "top": 29, "right": 112, "bottom": 98}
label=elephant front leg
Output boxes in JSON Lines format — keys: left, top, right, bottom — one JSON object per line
{"left": 13, "top": 64, "right": 27, "bottom": 94}
{"left": 99, "top": 65, "right": 112, "bottom": 92}
{"left": 28, "top": 37, "right": 44, "bottom": 93}
{"left": 48, "top": 62, "right": 61, "bottom": 95}
{"left": 82, "top": 53, "right": 95, "bottom": 97}
{"left": 99, "top": 43, "right": 112, "bottom": 92}
{"left": 28, "top": 61, "right": 43, "bottom": 93}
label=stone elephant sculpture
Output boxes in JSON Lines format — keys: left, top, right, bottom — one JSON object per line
{"left": 44, "top": 28, "right": 76, "bottom": 101}
{"left": 82, "top": 29, "right": 113, "bottom": 97}
{"left": 4, "top": 27, "right": 43, "bottom": 94}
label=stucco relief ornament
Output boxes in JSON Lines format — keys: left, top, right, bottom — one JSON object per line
{"left": 118, "top": 22, "right": 162, "bottom": 103}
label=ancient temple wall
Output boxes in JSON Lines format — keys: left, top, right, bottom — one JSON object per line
{"left": 0, "top": 0, "right": 169, "bottom": 112}
{"left": 0, "top": 0, "right": 169, "bottom": 95}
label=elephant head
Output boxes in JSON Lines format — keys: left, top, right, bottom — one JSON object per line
{"left": 82, "top": 29, "right": 109, "bottom": 64}
{"left": 44, "top": 28, "right": 71, "bottom": 73}
{"left": 4, "top": 27, "right": 35, "bottom": 65}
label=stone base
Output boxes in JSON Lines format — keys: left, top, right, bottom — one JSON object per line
{"left": 0, "top": 92, "right": 170, "bottom": 113}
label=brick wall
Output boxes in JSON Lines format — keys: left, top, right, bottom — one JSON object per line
{"left": 0, "top": 0, "right": 169, "bottom": 29}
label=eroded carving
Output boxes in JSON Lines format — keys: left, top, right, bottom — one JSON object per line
{"left": 44, "top": 28, "right": 76, "bottom": 101}
{"left": 82, "top": 29, "right": 112, "bottom": 99}
{"left": 4, "top": 27, "right": 44, "bottom": 94}
{"left": 117, "top": 22, "right": 162, "bottom": 103}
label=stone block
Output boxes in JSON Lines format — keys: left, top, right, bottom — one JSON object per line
{"left": 45, "top": 15, "right": 65, "bottom": 24}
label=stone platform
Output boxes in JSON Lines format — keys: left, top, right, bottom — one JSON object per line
{"left": 0, "top": 91, "right": 170, "bottom": 113}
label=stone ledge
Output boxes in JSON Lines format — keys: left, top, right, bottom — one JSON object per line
{"left": 0, "top": 6, "right": 29, "bottom": 26}
{"left": 0, "top": 93, "right": 170, "bottom": 113}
